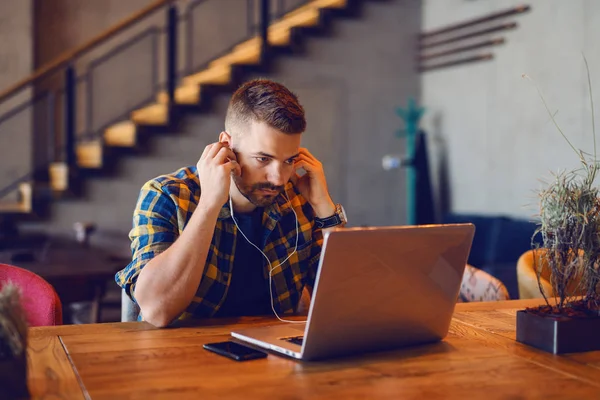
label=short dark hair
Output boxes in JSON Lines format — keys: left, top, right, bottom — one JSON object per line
{"left": 225, "top": 79, "right": 306, "bottom": 135}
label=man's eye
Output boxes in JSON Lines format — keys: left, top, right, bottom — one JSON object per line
{"left": 285, "top": 158, "right": 297, "bottom": 165}
{"left": 256, "top": 157, "right": 269, "bottom": 163}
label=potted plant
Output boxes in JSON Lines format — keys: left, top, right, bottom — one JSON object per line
{"left": 516, "top": 62, "right": 600, "bottom": 354}
{"left": 0, "top": 283, "right": 29, "bottom": 399}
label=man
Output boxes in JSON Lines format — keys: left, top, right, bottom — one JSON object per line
{"left": 115, "top": 79, "right": 347, "bottom": 327}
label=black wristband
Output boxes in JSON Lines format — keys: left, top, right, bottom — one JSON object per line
{"left": 315, "top": 214, "right": 342, "bottom": 229}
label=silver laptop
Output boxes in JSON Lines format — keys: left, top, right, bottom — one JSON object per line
{"left": 231, "top": 224, "right": 475, "bottom": 361}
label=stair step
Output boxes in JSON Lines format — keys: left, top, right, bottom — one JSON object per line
{"left": 0, "top": 183, "right": 32, "bottom": 213}
{"left": 183, "top": 64, "right": 232, "bottom": 86}
{"left": 0, "top": 202, "right": 28, "bottom": 213}
{"left": 49, "top": 162, "right": 69, "bottom": 192}
{"left": 77, "top": 140, "right": 103, "bottom": 169}
{"left": 233, "top": 6, "right": 323, "bottom": 54}
{"left": 209, "top": 43, "right": 262, "bottom": 67}
{"left": 266, "top": 0, "right": 346, "bottom": 33}
{"left": 316, "top": 0, "right": 347, "bottom": 9}
{"left": 0, "top": 203, "right": 25, "bottom": 212}
{"left": 131, "top": 103, "right": 168, "bottom": 126}
{"left": 156, "top": 85, "right": 201, "bottom": 105}
{"left": 272, "top": 6, "right": 320, "bottom": 30}
{"left": 233, "top": 28, "right": 292, "bottom": 54}
{"left": 105, "top": 121, "right": 137, "bottom": 147}
{"left": 270, "top": 29, "right": 293, "bottom": 46}
{"left": 286, "top": 0, "right": 347, "bottom": 19}
{"left": 182, "top": 0, "right": 347, "bottom": 91}
{"left": 18, "top": 182, "right": 31, "bottom": 212}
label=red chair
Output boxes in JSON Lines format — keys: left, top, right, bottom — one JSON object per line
{"left": 0, "top": 263, "right": 63, "bottom": 326}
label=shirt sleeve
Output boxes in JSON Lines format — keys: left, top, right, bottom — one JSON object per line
{"left": 115, "top": 179, "right": 179, "bottom": 303}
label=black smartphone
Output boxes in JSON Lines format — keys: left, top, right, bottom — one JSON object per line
{"left": 203, "top": 341, "right": 268, "bottom": 361}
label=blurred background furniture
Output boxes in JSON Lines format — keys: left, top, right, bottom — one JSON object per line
{"left": 0, "top": 263, "right": 62, "bottom": 326}
{"left": 443, "top": 213, "right": 538, "bottom": 299}
{"left": 516, "top": 249, "right": 586, "bottom": 299}
{"left": 459, "top": 264, "right": 510, "bottom": 302}
{"left": 0, "top": 233, "right": 127, "bottom": 324}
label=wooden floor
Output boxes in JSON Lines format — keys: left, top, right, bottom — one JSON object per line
{"left": 26, "top": 298, "right": 600, "bottom": 399}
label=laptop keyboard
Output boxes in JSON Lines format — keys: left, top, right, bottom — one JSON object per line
{"left": 282, "top": 335, "right": 304, "bottom": 346}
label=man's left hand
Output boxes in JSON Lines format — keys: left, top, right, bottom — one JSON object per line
{"left": 291, "top": 148, "right": 336, "bottom": 218}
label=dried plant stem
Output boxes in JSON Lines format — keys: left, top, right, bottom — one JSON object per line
{"left": 583, "top": 54, "right": 597, "bottom": 161}
{"left": 0, "top": 283, "right": 28, "bottom": 358}
{"left": 522, "top": 74, "right": 580, "bottom": 158}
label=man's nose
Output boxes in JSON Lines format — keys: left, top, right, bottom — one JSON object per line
{"left": 268, "top": 164, "right": 286, "bottom": 187}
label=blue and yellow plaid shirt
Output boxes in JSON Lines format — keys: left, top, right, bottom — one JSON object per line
{"left": 115, "top": 166, "right": 323, "bottom": 321}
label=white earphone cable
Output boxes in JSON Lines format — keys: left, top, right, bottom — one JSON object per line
{"left": 229, "top": 192, "right": 306, "bottom": 324}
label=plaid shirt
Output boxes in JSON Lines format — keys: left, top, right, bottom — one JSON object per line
{"left": 115, "top": 166, "right": 323, "bottom": 321}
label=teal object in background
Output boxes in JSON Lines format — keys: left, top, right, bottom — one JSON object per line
{"left": 396, "top": 97, "right": 425, "bottom": 225}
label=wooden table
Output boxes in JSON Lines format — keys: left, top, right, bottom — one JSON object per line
{"left": 26, "top": 298, "right": 600, "bottom": 399}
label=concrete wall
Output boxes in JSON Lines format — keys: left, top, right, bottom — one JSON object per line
{"left": 34, "top": 0, "right": 154, "bottom": 65}
{"left": 0, "top": 1, "right": 33, "bottom": 202}
{"left": 421, "top": 0, "right": 600, "bottom": 220}
{"left": 0, "top": 1, "right": 32, "bottom": 96}
{"left": 33, "top": 0, "right": 159, "bottom": 141}
{"left": 27, "top": 0, "right": 421, "bottom": 251}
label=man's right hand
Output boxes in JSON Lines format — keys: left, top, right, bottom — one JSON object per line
{"left": 196, "top": 141, "right": 241, "bottom": 210}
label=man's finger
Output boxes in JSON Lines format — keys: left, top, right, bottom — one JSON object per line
{"left": 214, "top": 146, "right": 236, "bottom": 164}
{"left": 299, "top": 147, "right": 318, "bottom": 162}
{"left": 207, "top": 142, "right": 226, "bottom": 159}
{"left": 294, "top": 159, "right": 314, "bottom": 174}
{"left": 296, "top": 154, "right": 318, "bottom": 168}
{"left": 200, "top": 143, "right": 215, "bottom": 160}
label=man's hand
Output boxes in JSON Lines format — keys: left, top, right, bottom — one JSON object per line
{"left": 292, "top": 148, "right": 335, "bottom": 218}
{"left": 136, "top": 142, "right": 240, "bottom": 327}
{"left": 196, "top": 141, "right": 241, "bottom": 210}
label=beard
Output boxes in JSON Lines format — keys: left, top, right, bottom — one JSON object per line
{"left": 232, "top": 174, "right": 285, "bottom": 207}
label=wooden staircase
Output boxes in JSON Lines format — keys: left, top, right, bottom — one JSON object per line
{"left": 0, "top": 183, "right": 32, "bottom": 214}
{"left": 1, "top": 0, "right": 356, "bottom": 217}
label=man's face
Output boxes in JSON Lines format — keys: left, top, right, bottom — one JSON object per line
{"left": 230, "top": 120, "right": 302, "bottom": 207}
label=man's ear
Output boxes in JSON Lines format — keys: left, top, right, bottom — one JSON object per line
{"left": 219, "top": 131, "right": 232, "bottom": 146}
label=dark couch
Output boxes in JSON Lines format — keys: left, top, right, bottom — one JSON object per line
{"left": 442, "top": 213, "right": 539, "bottom": 299}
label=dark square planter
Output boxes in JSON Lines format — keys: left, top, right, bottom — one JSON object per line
{"left": 516, "top": 310, "right": 600, "bottom": 354}
{"left": 0, "top": 356, "right": 29, "bottom": 399}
